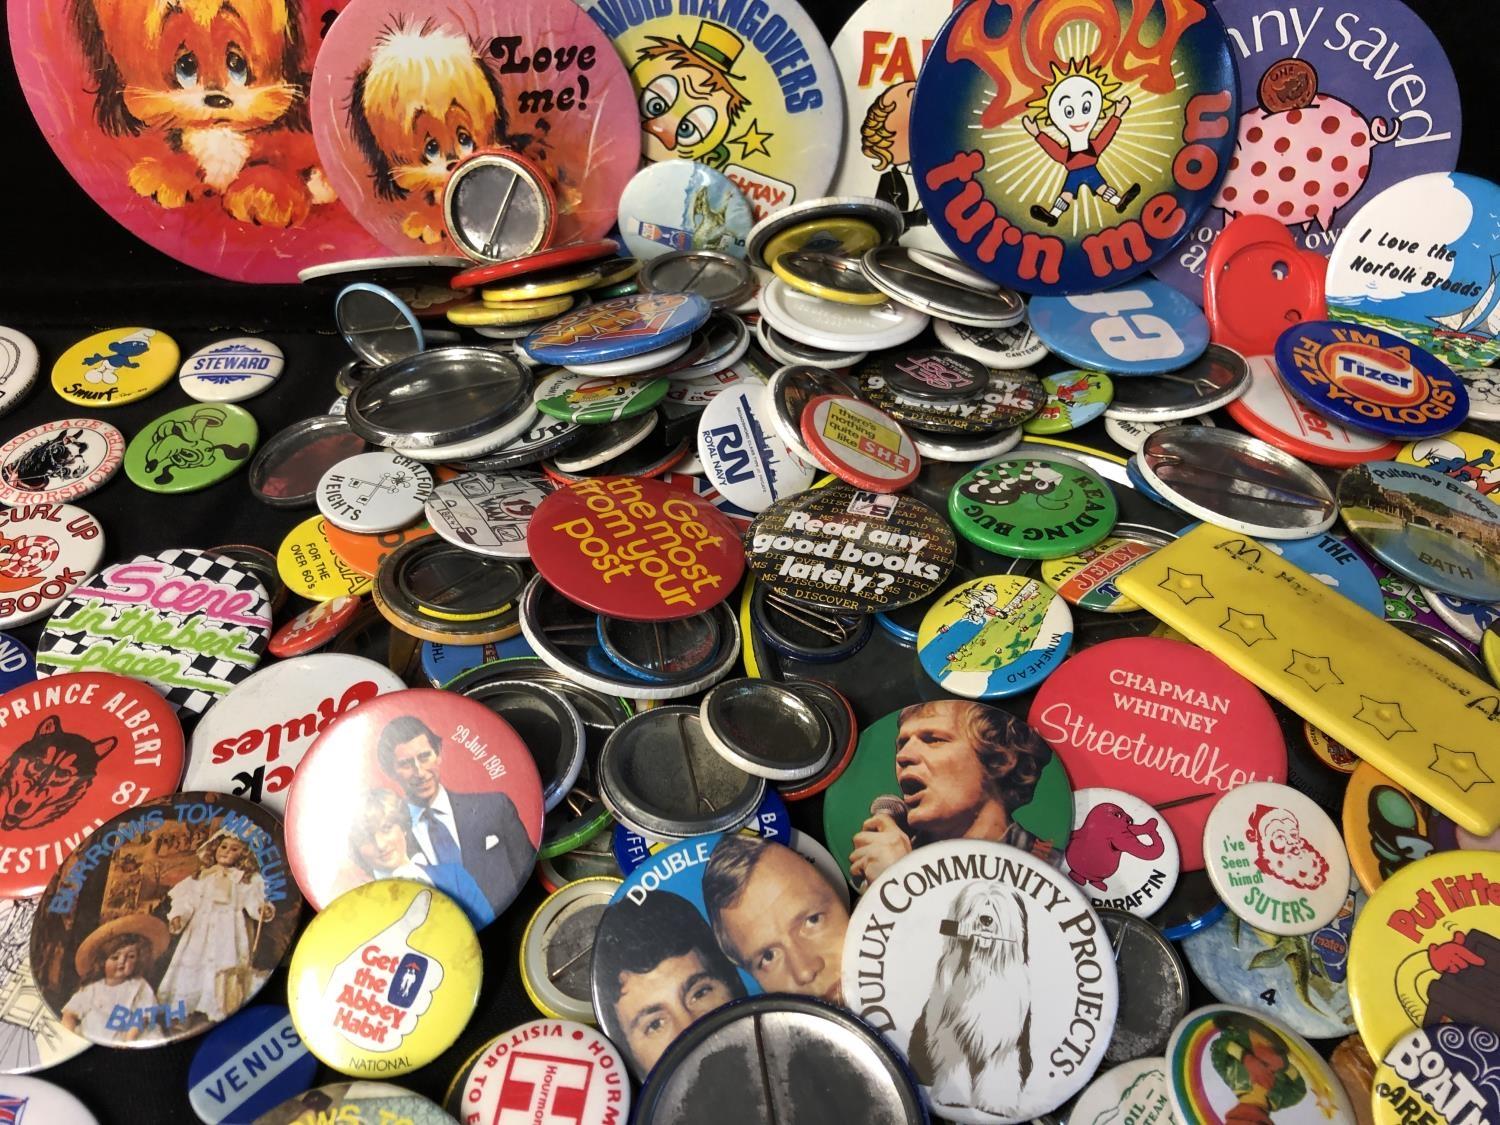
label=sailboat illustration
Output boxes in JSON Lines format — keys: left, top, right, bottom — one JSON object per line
{"left": 1431, "top": 255, "right": 1500, "bottom": 338}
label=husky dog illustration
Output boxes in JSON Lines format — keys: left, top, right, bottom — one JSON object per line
{"left": 0, "top": 716, "right": 118, "bottom": 831}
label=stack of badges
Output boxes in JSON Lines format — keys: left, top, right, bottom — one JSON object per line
{"left": 10, "top": 1, "right": 1500, "bottom": 1120}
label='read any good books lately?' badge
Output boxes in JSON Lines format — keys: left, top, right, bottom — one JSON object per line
{"left": 910, "top": 0, "right": 1238, "bottom": 295}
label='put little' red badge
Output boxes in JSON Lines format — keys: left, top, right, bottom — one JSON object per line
{"left": 1026, "top": 636, "right": 1286, "bottom": 870}
{"left": 527, "top": 476, "right": 744, "bottom": 621}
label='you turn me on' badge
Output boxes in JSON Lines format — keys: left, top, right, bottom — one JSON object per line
{"left": 910, "top": 0, "right": 1238, "bottom": 294}
{"left": 582, "top": 0, "right": 844, "bottom": 220}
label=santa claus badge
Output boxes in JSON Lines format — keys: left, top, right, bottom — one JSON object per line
{"left": 842, "top": 840, "right": 1118, "bottom": 1124}
{"left": 1061, "top": 788, "right": 1180, "bottom": 920}
{"left": 1204, "top": 782, "right": 1352, "bottom": 936}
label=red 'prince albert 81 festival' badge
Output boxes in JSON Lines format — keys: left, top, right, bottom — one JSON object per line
{"left": 910, "top": 0, "right": 1238, "bottom": 295}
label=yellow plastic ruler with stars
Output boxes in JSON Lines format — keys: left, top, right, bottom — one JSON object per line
{"left": 1117, "top": 524, "right": 1500, "bottom": 835}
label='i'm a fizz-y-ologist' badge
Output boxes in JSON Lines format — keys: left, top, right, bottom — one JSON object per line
{"left": 910, "top": 0, "right": 1238, "bottom": 294}
{"left": 581, "top": 0, "right": 844, "bottom": 220}
{"left": 310, "top": 0, "right": 639, "bottom": 253}
{"left": 1152, "top": 0, "right": 1460, "bottom": 301}
{"left": 842, "top": 840, "right": 1119, "bottom": 1124}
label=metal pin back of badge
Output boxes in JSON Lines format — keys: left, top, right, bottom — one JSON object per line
{"left": 597, "top": 707, "right": 764, "bottom": 839}
{"left": 1139, "top": 427, "right": 1338, "bottom": 538}
{"left": 700, "top": 678, "right": 833, "bottom": 781}
{"left": 519, "top": 881, "right": 622, "bottom": 1023}
{"left": 860, "top": 246, "right": 1024, "bottom": 327}
{"left": 633, "top": 996, "right": 926, "bottom": 1125}
{"left": 442, "top": 149, "right": 556, "bottom": 264}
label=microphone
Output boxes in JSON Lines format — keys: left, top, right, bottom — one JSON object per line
{"left": 869, "top": 794, "right": 908, "bottom": 831}
{"left": 854, "top": 796, "right": 910, "bottom": 892}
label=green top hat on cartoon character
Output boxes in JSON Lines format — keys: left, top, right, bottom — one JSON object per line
{"left": 632, "top": 21, "right": 752, "bottom": 169}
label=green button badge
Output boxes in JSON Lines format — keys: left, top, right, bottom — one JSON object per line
{"left": 125, "top": 403, "right": 259, "bottom": 493}
{"left": 948, "top": 454, "right": 1117, "bottom": 559}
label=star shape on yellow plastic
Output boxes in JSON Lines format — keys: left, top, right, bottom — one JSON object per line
{"left": 1220, "top": 607, "right": 1277, "bottom": 646}
{"left": 1160, "top": 568, "right": 1212, "bottom": 604}
{"left": 1429, "top": 744, "right": 1492, "bottom": 792}
{"left": 1353, "top": 696, "right": 1416, "bottom": 741}
{"left": 731, "top": 119, "right": 774, "bottom": 159}
{"left": 1285, "top": 650, "right": 1342, "bottom": 692}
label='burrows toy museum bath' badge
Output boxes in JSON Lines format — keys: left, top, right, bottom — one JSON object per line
{"left": 909, "top": 0, "right": 1237, "bottom": 294}
{"left": 37, "top": 549, "right": 273, "bottom": 717}
{"left": 31, "top": 791, "right": 302, "bottom": 1047}
{"left": 310, "top": 0, "right": 638, "bottom": 253}
{"left": 582, "top": 0, "right": 844, "bottom": 221}
{"left": 0, "top": 672, "right": 184, "bottom": 900}
{"left": 1152, "top": 0, "right": 1460, "bottom": 301}
{"left": 8, "top": 0, "right": 387, "bottom": 282}
{"left": 842, "top": 840, "right": 1119, "bottom": 1124}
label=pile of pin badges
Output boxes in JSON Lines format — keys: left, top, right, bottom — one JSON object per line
{"left": 6, "top": 0, "right": 1500, "bottom": 1121}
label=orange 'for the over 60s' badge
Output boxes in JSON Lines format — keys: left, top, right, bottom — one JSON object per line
{"left": 527, "top": 476, "right": 744, "bottom": 621}
{"left": 286, "top": 877, "right": 481, "bottom": 1077}
{"left": 910, "top": 0, "right": 1238, "bottom": 295}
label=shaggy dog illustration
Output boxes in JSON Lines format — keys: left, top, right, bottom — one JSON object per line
{"left": 908, "top": 882, "right": 1033, "bottom": 1117}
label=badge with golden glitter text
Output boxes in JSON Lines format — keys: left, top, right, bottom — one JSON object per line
{"left": 582, "top": 0, "right": 844, "bottom": 221}
{"left": 910, "top": 0, "right": 1237, "bottom": 294}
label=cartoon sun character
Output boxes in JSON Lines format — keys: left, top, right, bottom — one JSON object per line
{"left": 1021, "top": 58, "right": 1141, "bottom": 228}
{"left": 631, "top": 21, "right": 752, "bottom": 168}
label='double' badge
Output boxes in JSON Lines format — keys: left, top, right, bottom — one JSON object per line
{"left": 910, "top": 0, "right": 1237, "bottom": 295}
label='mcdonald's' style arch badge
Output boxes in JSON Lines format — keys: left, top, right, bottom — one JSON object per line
{"left": 910, "top": 0, "right": 1238, "bottom": 295}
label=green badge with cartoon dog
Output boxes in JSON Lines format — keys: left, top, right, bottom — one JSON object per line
{"left": 584, "top": 1, "right": 845, "bottom": 222}
{"left": 125, "top": 404, "right": 259, "bottom": 494}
